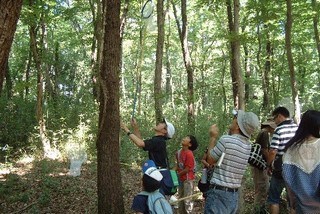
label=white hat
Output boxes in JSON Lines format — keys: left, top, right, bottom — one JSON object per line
{"left": 163, "top": 118, "right": 175, "bottom": 139}
{"left": 142, "top": 160, "right": 163, "bottom": 181}
{"left": 237, "top": 110, "right": 260, "bottom": 138}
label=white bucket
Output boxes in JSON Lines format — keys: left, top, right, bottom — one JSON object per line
{"left": 69, "top": 159, "right": 84, "bottom": 177}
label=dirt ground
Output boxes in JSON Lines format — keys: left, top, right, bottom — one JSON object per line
{"left": 0, "top": 159, "right": 289, "bottom": 213}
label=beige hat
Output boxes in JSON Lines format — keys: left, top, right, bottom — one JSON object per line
{"left": 237, "top": 110, "right": 260, "bottom": 138}
{"left": 261, "top": 118, "right": 277, "bottom": 129}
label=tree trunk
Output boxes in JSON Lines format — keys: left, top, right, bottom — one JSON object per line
{"left": 0, "top": 0, "right": 23, "bottom": 95}
{"left": 285, "top": 0, "right": 301, "bottom": 123}
{"left": 181, "top": 0, "right": 195, "bottom": 133}
{"left": 172, "top": 0, "right": 195, "bottom": 133}
{"left": 226, "top": 0, "right": 245, "bottom": 110}
{"left": 96, "top": 0, "right": 124, "bottom": 213}
{"left": 154, "top": 0, "right": 165, "bottom": 123}
{"left": 312, "top": 0, "right": 320, "bottom": 89}
{"left": 89, "top": 0, "right": 103, "bottom": 101}
{"left": 29, "top": 20, "right": 52, "bottom": 158}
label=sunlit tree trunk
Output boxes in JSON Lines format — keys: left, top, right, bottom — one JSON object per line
{"left": 28, "top": 0, "right": 56, "bottom": 158}
{"left": 30, "top": 25, "right": 52, "bottom": 158}
{"left": 0, "top": 0, "right": 23, "bottom": 95}
{"left": 285, "top": 0, "right": 300, "bottom": 123}
{"left": 226, "top": 0, "right": 245, "bottom": 110}
{"left": 96, "top": 0, "right": 124, "bottom": 213}
{"left": 154, "top": 0, "right": 165, "bottom": 123}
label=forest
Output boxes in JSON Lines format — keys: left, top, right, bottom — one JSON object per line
{"left": 0, "top": 0, "right": 319, "bottom": 213}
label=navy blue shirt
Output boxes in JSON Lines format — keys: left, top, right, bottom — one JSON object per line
{"left": 143, "top": 136, "right": 168, "bottom": 168}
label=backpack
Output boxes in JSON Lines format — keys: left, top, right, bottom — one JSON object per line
{"left": 248, "top": 143, "right": 267, "bottom": 170}
{"left": 138, "top": 190, "right": 173, "bottom": 214}
{"left": 159, "top": 169, "right": 180, "bottom": 195}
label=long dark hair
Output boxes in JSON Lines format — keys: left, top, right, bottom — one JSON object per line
{"left": 285, "top": 110, "right": 320, "bottom": 150}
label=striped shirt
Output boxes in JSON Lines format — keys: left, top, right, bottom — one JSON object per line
{"left": 209, "top": 134, "right": 251, "bottom": 189}
{"left": 270, "top": 119, "right": 298, "bottom": 157}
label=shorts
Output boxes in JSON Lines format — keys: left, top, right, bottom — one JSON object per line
{"left": 267, "top": 175, "right": 286, "bottom": 204}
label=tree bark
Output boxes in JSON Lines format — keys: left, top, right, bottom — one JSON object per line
{"left": 0, "top": 0, "right": 23, "bottom": 95}
{"left": 154, "top": 0, "right": 165, "bottom": 123}
{"left": 226, "top": 0, "right": 245, "bottom": 110}
{"left": 285, "top": 0, "right": 300, "bottom": 123}
{"left": 96, "top": 0, "right": 124, "bottom": 213}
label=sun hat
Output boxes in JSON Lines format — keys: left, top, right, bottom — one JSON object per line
{"left": 142, "top": 160, "right": 163, "bottom": 182}
{"left": 237, "top": 110, "right": 260, "bottom": 138}
{"left": 163, "top": 118, "right": 175, "bottom": 139}
{"left": 261, "top": 118, "right": 277, "bottom": 129}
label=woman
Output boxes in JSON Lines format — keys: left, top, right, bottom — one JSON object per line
{"left": 282, "top": 110, "right": 320, "bottom": 213}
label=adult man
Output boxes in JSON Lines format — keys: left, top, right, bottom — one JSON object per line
{"left": 204, "top": 110, "right": 260, "bottom": 214}
{"left": 121, "top": 118, "right": 175, "bottom": 168}
{"left": 266, "top": 107, "right": 298, "bottom": 214}
{"left": 252, "top": 118, "right": 276, "bottom": 213}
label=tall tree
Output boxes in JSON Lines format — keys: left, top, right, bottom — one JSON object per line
{"left": 154, "top": 0, "right": 165, "bottom": 123}
{"left": 0, "top": 0, "right": 23, "bottom": 95}
{"left": 96, "top": 0, "right": 124, "bottom": 213}
{"left": 28, "top": 0, "right": 56, "bottom": 158}
{"left": 285, "top": 0, "right": 300, "bottom": 122}
{"left": 172, "top": 0, "right": 195, "bottom": 133}
{"left": 226, "top": 0, "right": 245, "bottom": 109}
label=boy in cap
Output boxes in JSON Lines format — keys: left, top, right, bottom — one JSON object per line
{"left": 204, "top": 110, "right": 260, "bottom": 214}
{"left": 131, "top": 160, "right": 172, "bottom": 213}
{"left": 121, "top": 118, "right": 175, "bottom": 168}
{"left": 175, "top": 135, "right": 198, "bottom": 214}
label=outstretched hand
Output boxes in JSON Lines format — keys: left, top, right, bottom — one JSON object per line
{"left": 120, "top": 121, "right": 129, "bottom": 133}
{"left": 209, "top": 124, "right": 219, "bottom": 138}
{"left": 130, "top": 117, "right": 138, "bottom": 129}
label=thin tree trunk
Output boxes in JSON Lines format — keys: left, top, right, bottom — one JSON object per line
{"left": 154, "top": 0, "right": 165, "bottom": 123}
{"left": 285, "top": 0, "right": 300, "bottom": 122}
{"left": 96, "top": 0, "right": 124, "bottom": 213}
{"left": 172, "top": 0, "right": 195, "bottom": 133}
{"left": 0, "top": 0, "right": 23, "bottom": 95}
{"left": 29, "top": 21, "right": 52, "bottom": 158}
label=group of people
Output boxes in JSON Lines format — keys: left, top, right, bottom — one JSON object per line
{"left": 121, "top": 106, "right": 320, "bottom": 214}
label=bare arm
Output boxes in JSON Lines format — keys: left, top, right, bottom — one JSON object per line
{"left": 121, "top": 121, "right": 145, "bottom": 148}
{"left": 178, "top": 166, "right": 190, "bottom": 176}
{"left": 206, "top": 124, "right": 219, "bottom": 165}
{"left": 131, "top": 118, "right": 142, "bottom": 139}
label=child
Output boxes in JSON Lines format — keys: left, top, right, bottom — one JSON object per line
{"left": 131, "top": 160, "right": 172, "bottom": 214}
{"left": 176, "top": 135, "right": 198, "bottom": 214}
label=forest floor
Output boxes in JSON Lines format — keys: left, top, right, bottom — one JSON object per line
{"left": 0, "top": 158, "right": 289, "bottom": 214}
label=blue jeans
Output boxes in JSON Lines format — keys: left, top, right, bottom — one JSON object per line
{"left": 204, "top": 188, "right": 239, "bottom": 214}
{"left": 267, "top": 175, "right": 286, "bottom": 204}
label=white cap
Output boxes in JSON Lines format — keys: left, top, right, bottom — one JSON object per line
{"left": 163, "top": 118, "right": 175, "bottom": 139}
{"left": 142, "top": 160, "right": 163, "bottom": 181}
